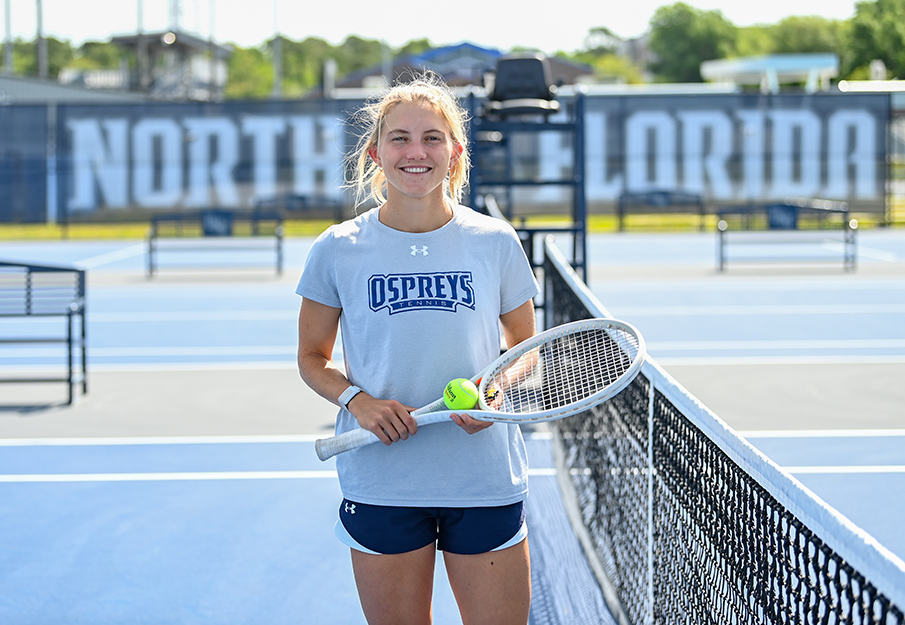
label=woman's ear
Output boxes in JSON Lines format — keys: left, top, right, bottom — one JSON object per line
{"left": 450, "top": 142, "right": 464, "bottom": 167}
{"left": 368, "top": 146, "right": 381, "bottom": 168}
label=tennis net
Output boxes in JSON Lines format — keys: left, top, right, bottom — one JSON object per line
{"left": 540, "top": 238, "right": 905, "bottom": 625}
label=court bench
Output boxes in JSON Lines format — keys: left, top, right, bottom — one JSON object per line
{"left": 146, "top": 208, "right": 285, "bottom": 278}
{"left": 616, "top": 190, "right": 707, "bottom": 231}
{"left": 0, "top": 261, "right": 87, "bottom": 405}
{"left": 715, "top": 199, "right": 857, "bottom": 271}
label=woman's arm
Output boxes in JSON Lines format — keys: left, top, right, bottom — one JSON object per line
{"left": 450, "top": 298, "right": 537, "bottom": 434}
{"left": 499, "top": 298, "right": 537, "bottom": 351}
{"left": 297, "top": 298, "right": 417, "bottom": 445}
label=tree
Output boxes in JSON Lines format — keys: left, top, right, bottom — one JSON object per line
{"left": 13, "top": 37, "right": 73, "bottom": 78}
{"left": 735, "top": 26, "right": 773, "bottom": 57}
{"left": 768, "top": 16, "right": 847, "bottom": 55}
{"left": 280, "top": 36, "right": 335, "bottom": 97}
{"left": 71, "top": 41, "right": 127, "bottom": 69}
{"left": 647, "top": 2, "right": 738, "bottom": 82}
{"left": 583, "top": 27, "right": 622, "bottom": 55}
{"left": 335, "top": 36, "right": 386, "bottom": 77}
{"left": 224, "top": 46, "right": 273, "bottom": 99}
{"left": 396, "top": 39, "right": 433, "bottom": 58}
{"left": 847, "top": 0, "right": 905, "bottom": 78}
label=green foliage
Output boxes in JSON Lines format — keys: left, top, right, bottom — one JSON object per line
{"left": 733, "top": 17, "right": 850, "bottom": 76}
{"left": 735, "top": 26, "right": 774, "bottom": 57}
{"left": 561, "top": 50, "right": 643, "bottom": 84}
{"left": 396, "top": 39, "right": 433, "bottom": 58}
{"left": 769, "top": 16, "right": 847, "bottom": 54}
{"left": 335, "top": 36, "right": 386, "bottom": 76}
{"left": 13, "top": 37, "right": 74, "bottom": 78}
{"left": 583, "top": 27, "right": 622, "bottom": 56}
{"left": 647, "top": 2, "right": 738, "bottom": 82}
{"left": 278, "top": 36, "right": 334, "bottom": 98}
{"left": 70, "top": 41, "right": 127, "bottom": 69}
{"left": 847, "top": 0, "right": 905, "bottom": 78}
{"left": 224, "top": 46, "right": 273, "bottom": 99}
{"left": 6, "top": 2, "right": 904, "bottom": 98}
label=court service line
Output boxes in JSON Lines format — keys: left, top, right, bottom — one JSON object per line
{"left": 590, "top": 280, "right": 905, "bottom": 293}
{"left": 0, "top": 432, "right": 555, "bottom": 447}
{"left": 0, "top": 468, "right": 558, "bottom": 483}
{"left": 0, "top": 434, "right": 322, "bottom": 446}
{"left": 739, "top": 429, "right": 905, "bottom": 438}
{"left": 0, "top": 471, "right": 337, "bottom": 483}
{"left": 90, "top": 311, "right": 297, "bottom": 322}
{"left": 786, "top": 465, "right": 905, "bottom": 475}
{"left": 618, "top": 304, "right": 905, "bottom": 316}
{"left": 653, "top": 339, "right": 905, "bottom": 351}
{"left": 1, "top": 346, "right": 296, "bottom": 357}
{"left": 75, "top": 244, "right": 146, "bottom": 269}
{"left": 657, "top": 355, "right": 905, "bottom": 366}
{"left": 822, "top": 242, "right": 898, "bottom": 262}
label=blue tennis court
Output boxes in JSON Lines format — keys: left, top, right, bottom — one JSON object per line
{"left": 2, "top": 230, "right": 904, "bottom": 622}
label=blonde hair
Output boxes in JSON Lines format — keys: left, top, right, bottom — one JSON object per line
{"left": 346, "top": 71, "right": 471, "bottom": 210}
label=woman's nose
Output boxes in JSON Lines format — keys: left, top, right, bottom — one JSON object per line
{"left": 404, "top": 141, "right": 427, "bottom": 159}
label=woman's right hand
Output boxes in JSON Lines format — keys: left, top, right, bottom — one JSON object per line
{"left": 347, "top": 393, "right": 418, "bottom": 445}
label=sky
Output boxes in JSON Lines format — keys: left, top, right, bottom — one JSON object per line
{"left": 2, "top": 0, "right": 860, "bottom": 53}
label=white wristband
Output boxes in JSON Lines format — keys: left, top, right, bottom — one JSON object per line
{"left": 338, "top": 385, "right": 363, "bottom": 410}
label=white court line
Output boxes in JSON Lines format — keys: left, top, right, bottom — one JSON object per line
{"left": 590, "top": 280, "right": 905, "bottom": 293}
{"left": 0, "top": 467, "right": 557, "bottom": 483}
{"left": 657, "top": 355, "right": 905, "bottom": 366}
{"left": 0, "top": 346, "right": 296, "bottom": 358}
{"left": 787, "top": 465, "right": 905, "bottom": 475}
{"left": 0, "top": 471, "right": 337, "bottom": 483}
{"left": 0, "top": 434, "right": 322, "bottom": 446}
{"left": 653, "top": 339, "right": 905, "bottom": 351}
{"left": 618, "top": 304, "right": 905, "bottom": 316}
{"left": 0, "top": 359, "right": 301, "bottom": 374}
{"left": 823, "top": 242, "right": 899, "bottom": 262}
{"left": 0, "top": 432, "right": 554, "bottom": 447}
{"left": 75, "top": 244, "right": 146, "bottom": 269}
{"left": 740, "top": 429, "right": 905, "bottom": 438}
{"left": 90, "top": 311, "right": 297, "bottom": 322}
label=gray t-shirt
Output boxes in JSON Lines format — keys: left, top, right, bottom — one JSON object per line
{"left": 297, "top": 204, "right": 539, "bottom": 507}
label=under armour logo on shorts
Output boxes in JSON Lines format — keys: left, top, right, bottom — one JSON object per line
{"left": 345, "top": 502, "right": 356, "bottom": 515}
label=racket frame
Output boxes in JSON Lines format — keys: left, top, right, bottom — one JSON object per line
{"left": 314, "top": 318, "right": 645, "bottom": 461}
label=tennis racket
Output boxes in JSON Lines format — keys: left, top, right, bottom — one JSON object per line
{"left": 314, "top": 318, "right": 645, "bottom": 461}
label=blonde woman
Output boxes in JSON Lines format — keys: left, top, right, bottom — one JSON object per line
{"left": 297, "top": 72, "right": 537, "bottom": 624}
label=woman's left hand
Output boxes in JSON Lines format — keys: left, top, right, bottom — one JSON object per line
{"left": 450, "top": 413, "right": 493, "bottom": 435}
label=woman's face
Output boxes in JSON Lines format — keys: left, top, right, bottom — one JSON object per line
{"left": 369, "top": 101, "right": 462, "bottom": 203}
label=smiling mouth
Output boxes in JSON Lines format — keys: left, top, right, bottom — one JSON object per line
{"left": 401, "top": 166, "right": 431, "bottom": 173}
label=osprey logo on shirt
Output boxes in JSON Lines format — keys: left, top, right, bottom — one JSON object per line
{"left": 369, "top": 271, "right": 475, "bottom": 314}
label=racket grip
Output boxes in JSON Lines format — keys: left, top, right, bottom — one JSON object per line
{"left": 314, "top": 387, "right": 479, "bottom": 462}
{"left": 314, "top": 410, "right": 459, "bottom": 461}
{"left": 315, "top": 428, "right": 381, "bottom": 461}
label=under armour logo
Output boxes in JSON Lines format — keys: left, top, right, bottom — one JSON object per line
{"left": 345, "top": 503, "right": 356, "bottom": 515}
{"left": 411, "top": 245, "right": 429, "bottom": 256}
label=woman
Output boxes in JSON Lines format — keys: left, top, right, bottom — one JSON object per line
{"left": 296, "top": 71, "right": 537, "bottom": 625}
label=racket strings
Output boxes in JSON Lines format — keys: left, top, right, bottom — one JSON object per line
{"left": 484, "top": 326, "right": 640, "bottom": 414}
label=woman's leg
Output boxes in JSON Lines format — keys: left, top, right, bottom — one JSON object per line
{"left": 443, "top": 539, "right": 531, "bottom": 625}
{"left": 350, "top": 544, "right": 437, "bottom": 625}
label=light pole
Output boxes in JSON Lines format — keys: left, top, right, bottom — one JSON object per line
{"left": 36, "top": 0, "right": 47, "bottom": 79}
{"left": 272, "top": 0, "right": 282, "bottom": 99}
{"left": 3, "top": 0, "right": 12, "bottom": 73}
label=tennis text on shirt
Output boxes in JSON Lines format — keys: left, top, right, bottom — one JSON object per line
{"left": 368, "top": 271, "right": 475, "bottom": 315}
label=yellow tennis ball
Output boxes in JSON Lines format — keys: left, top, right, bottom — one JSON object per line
{"left": 443, "top": 378, "right": 479, "bottom": 410}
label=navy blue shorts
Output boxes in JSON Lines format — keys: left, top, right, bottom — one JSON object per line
{"left": 336, "top": 499, "right": 527, "bottom": 555}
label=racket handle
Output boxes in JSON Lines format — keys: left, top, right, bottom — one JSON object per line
{"left": 315, "top": 428, "right": 380, "bottom": 461}
{"left": 314, "top": 410, "right": 459, "bottom": 461}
